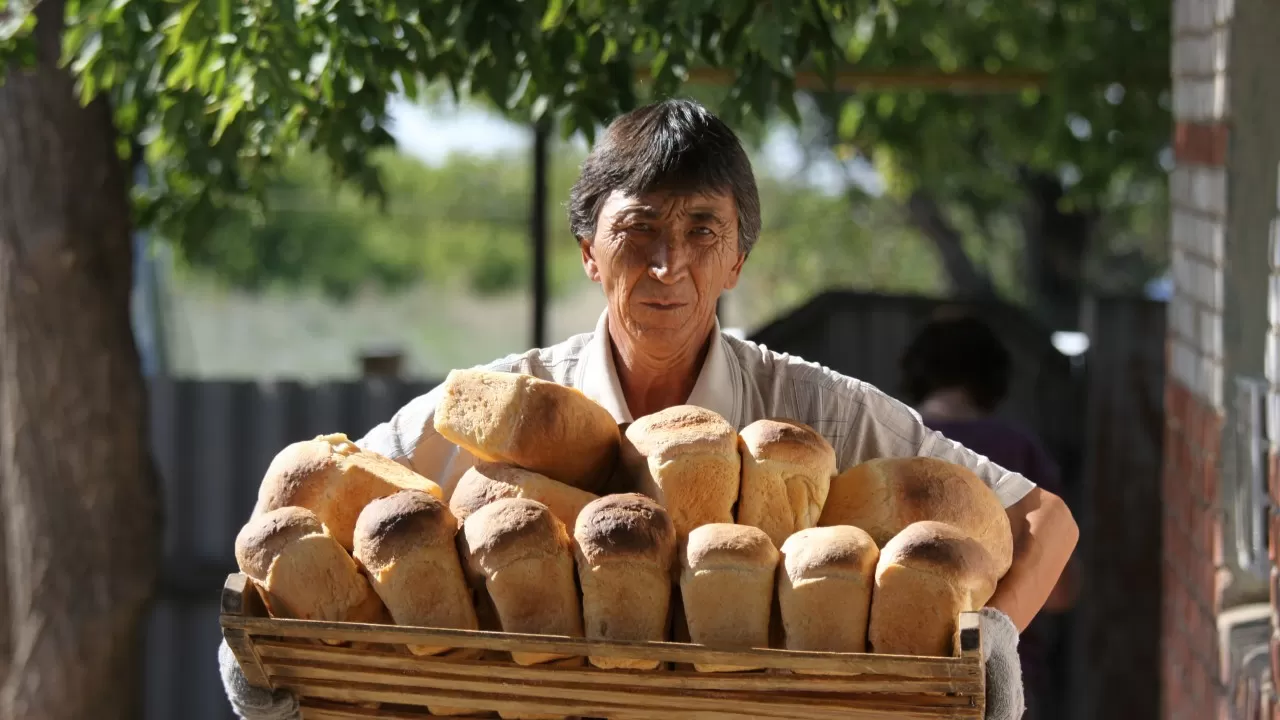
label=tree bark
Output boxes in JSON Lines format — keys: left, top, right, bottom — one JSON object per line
{"left": 0, "top": 1, "right": 161, "bottom": 718}
{"left": 904, "top": 190, "right": 997, "bottom": 298}
{"left": 1019, "top": 172, "right": 1095, "bottom": 331}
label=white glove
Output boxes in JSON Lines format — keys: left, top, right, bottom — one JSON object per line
{"left": 980, "top": 608, "right": 1026, "bottom": 720}
{"left": 218, "top": 638, "right": 302, "bottom": 720}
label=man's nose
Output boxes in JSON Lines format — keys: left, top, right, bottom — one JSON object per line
{"left": 647, "top": 235, "right": 688, "bottom": 284}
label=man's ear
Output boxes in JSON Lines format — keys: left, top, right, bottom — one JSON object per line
{"left": 579, "top": 237, "right": 601, "bottom": 283}
{"left": 723, "top": 252, "right": 748, "bottom": 290}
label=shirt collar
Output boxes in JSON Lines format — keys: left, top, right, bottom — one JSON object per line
{"left": 576, "top": 309, "right": 738, "bottom": 424}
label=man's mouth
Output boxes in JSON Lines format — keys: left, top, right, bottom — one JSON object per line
{"left": 640, "top": 301, "right": 687, "bottom": 310}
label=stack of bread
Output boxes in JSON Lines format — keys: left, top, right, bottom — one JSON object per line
{"left": 234, "top": 368, "right": 1014, "bottom": 699}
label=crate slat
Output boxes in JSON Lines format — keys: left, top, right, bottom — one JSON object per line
{"left": 284, "top": 677, "right": 971, "bottom": 720}
{"left": 224, "top": 615, "right": 974, "bottom": 677}
{"left": 268, "top": 660, "right": 974, "bottom": 718}
{"left": 256, "top": 640, "right": 982, "bottom": 695}
{"left": 222, "top": 573, "right": 983, "bottom": 719}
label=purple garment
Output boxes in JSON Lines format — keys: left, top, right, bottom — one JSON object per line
{"left": 921, "top": 416, "right": 1062, "bottom": 709}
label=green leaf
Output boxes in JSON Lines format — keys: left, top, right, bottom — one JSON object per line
{"left": 540, "top": 0, "right": 569, "bottom": 31}
{"left": 837, "top": 100, "right": 864, "bottom": 140}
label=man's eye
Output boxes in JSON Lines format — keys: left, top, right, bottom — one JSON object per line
{"left": 691, "top": 226, "right": 713, "bottom": 235}
{"left": 629, "top": 223, "right": 654, "bottom": 232}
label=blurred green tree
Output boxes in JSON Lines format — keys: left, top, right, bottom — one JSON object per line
{"left": 799, "top": 0, "right": 1171, "bottom": 328}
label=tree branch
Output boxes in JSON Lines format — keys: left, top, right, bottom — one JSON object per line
{"left": 904, "top": 190, "right": 995, "bottom": 298}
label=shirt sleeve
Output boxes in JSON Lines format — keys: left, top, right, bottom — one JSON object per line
{"left": 355, "top": 384, "right": 479, "bottom": 499}
{"left": 838, "top": 382, "right": 1037, "bottom": 509}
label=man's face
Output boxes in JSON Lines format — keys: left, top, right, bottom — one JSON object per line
{"left": 580, "top": 188, "right": 746, "bottom": 356}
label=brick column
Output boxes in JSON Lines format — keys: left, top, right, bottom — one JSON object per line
{"left": 1165, "top": 0, "right": 1230, "bottom": 717}
{"left": 1166, "top": 0, "right": 1280, "bottom": 718}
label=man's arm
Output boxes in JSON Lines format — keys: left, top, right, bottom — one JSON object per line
{"left": 829, "top": 382, "right": 1079, "bottom": 630}
{"left": 987, "top": 486, "right": 1079, "bottom": 631}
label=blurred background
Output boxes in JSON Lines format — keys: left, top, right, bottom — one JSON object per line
{"left": 2, "top": 0, "right": 1277, "bottom": 718}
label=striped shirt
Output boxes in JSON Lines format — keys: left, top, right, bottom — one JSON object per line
{"left": 357, "top": 310, "right": 1037, "bottom": 507}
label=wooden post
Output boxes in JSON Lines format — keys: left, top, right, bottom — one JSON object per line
{"left": 531, "top": 122, "right": 550, "bottom": 350}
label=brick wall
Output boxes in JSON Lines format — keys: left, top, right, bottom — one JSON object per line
{"left": 1165, "top": 0, "right": 1231, "bottom": 718}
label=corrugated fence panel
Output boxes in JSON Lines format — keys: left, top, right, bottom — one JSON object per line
{"left": 145, "top": 378, "right": 436, "bottom": 720}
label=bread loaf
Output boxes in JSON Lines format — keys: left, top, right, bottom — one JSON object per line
{"left": 776, "top": 526, "right": 878, "bottom": 655}
{"left": 235, "top": 506, "right": 388, "bottom": 627}
{"left": 352, "top": 491, "right": 479, "bottom": 655}
{"left": 459, "top": 498, "right": 583, "bottom": 666}
{"left": 433, "top": 369, "right": 619, "bottom": 492}
{"left": 679, "top": 524, "right": 778, "bottom": 672}
{"left": 450, "top": 462, "right": 599, "bottom": 530}
{"left": 622, "top": 406, "right": 740, "bottom": 539}
{"left": 736, "top": 419, "right": 837, "bottom": 547}
{"left": 868, "top": 521, "right": 999, "bottom": 656}
{"left": 253, "top": 433, "right": 442, "bottom": 550}
{"left": 819, "top": 456, "right": 1013, "bottom": 577}
{"left": 574, "top": 494, "right": 676, "bottom": 669}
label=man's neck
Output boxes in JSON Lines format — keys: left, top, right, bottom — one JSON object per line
{"left": 610, "top": 322, "right": 714, "bottom": 419}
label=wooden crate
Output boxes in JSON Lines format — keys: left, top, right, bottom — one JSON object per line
{"left": 221, "top": 573, "right": 985, "bottom": 719}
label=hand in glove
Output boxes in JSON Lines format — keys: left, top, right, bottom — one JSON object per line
{"left": 219, "top": 638, "right": 302, "bottom": 720}
{"left": 980, "top": 607, "right": 1025, "bottom": 720}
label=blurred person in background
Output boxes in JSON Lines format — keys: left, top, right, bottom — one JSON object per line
{"left": 900, "top": 314, "right": 1080, "bottom": 720}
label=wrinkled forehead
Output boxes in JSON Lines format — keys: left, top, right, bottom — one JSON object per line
{"left": 598, "top": 188, "right": 737, "bottom": 223}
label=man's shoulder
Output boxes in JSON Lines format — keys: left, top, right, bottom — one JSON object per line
{"left": 480, "top": 330, "right": 595, "bottom": 385}
{"left": 722, "top": 332, "right": 873, "bottom": 402}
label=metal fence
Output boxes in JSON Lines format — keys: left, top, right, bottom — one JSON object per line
{"left": 145, "top": 379, "right": 437, "bottom": 720}
{"left": 144, "top": 292, "right": 1166, "bottom": 720}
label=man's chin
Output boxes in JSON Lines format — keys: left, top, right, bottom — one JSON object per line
{"left": 629, "top": 306, "right": 697, "bottom": 331}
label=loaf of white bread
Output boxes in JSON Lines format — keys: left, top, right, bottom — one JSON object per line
{"left": 736, "top": 419, "right": 837, "bottom": 547}
{"left": 574, "top": 494, "right": 676, "bottom": 669}
{"left": 459, "top": 498, "right": 584, "bottom": 666}
{"left": 868, "top": 520, "right": 999, "bottom": 656}
{"left": 352, "top": 491, "right": 479, "bottom": 656}
{"left": 680, "top": 524, "right": 778, "bottom": 672}
{"left": 819, "top": 456, "right": 1014, "bottom": 577}
{"left": 621, "top": 406, "right": 740, "bottom": 539}
{"left": 450, "top": 462, "right": 599, "bottom": 531}
{"left": 777, "top": 526, "right": 879, "bottom": 655}
{"left": 235, "top": 506, "right": 388, "bottom": 629}
{"left": 253, "top": 434, "right": 442, "bottom": 550}
{"left": 433, "top": 369, "right": 620, "bottom": 492}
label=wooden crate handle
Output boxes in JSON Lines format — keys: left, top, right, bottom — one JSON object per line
{"left": 222, "top": 573, "right": 274, "bottom": 689}
{"left": 222, "top": 572, "right": 266, "bottom": 617}
{"left": 956, "top": 611, "right": 984, "bottom": 716}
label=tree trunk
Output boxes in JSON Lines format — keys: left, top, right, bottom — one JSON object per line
{"left": 0, "top": 2, "right": 161, "bottom": 718}
{"left": 1019, "top": 172, "right": 1095, "bottom": 331}
{"left": 904, "top": 190, "right": 997, "bottom": 298}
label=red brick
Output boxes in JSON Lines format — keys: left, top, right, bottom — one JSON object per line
{"left": 1210, "top": 511, "right": 1225, "bottom": 567}
{"left": 1202, "top": 411, "right": 1223, "bottom": 462}
{"left": 1174, "top": 122, "right": 1230, "bottom": 167}
{"left": 1273, "top": 567, "right": 1280, "bottom": 619}
{"left": 1271, "top": 451, "right": 1280, "bottom": 507}
{"left": 1201, "top": 457, "right": 1219, "bottom": 506}
{"left": 1185, "top": 399, "right": 1204, "bottom": 449}
{"left": 1170, "top": 382, "right": 1189, "bottom": 429}
{"left": 1272, "top": 510, "right": 1280, "bottom": 565}
{"left": 1203, "top": 607, "right": 1217, "bottom": 666}
{"left": 1273, "top": 631, "right": 1280, "bottom": 705}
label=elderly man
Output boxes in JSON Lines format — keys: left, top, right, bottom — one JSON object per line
{"left": 220, "top": 98, "right": 1077, "bottom": 720}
